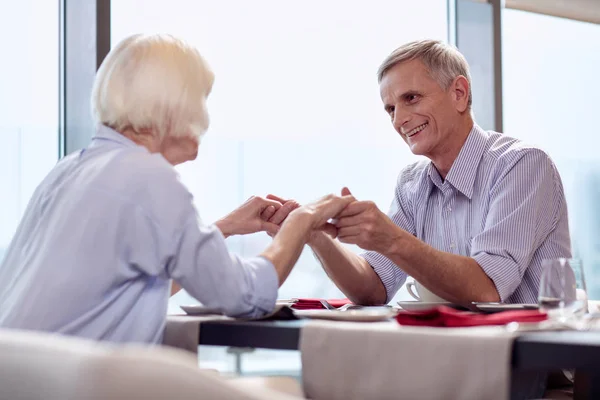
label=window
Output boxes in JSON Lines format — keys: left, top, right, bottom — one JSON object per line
{"left": 112, "top": 0, "right": 447, "bottom": 307}
{"left": 0, "top": 0, "right": 59, "bottom": 263}
{"left": 503, "top": 9, "right": 600, "bottom": 298}
{"left": 112, "top": 0, "right": 447, "bottom": 373}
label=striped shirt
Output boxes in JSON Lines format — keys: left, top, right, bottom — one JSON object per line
{"left": 362, "top": 124, "right": 571, "bottom": 304}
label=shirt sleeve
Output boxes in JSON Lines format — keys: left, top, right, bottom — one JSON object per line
{"left": 123, "top": 155, "right": 277, "bottom": 318}
{"left": 360, "top": 171, "right": 416, "bottom": 302}
{"left": 168, "top": 221, "right": 278, "bottom": 318}
{"left": 471, "top": 148, "right": 565, "bottom": 301}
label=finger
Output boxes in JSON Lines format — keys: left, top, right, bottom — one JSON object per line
{"left": 318, "top": 223, "right": 339, "bottom": 238}
{"left": 316, "top": 195, "right": 356, "bottom": 222}
{"left": 334, "top": 214, "right": 364, "bottom": 228}
{"left": 336, "top": 201, "right": 371, "bottom": 218}
{"left": 341, "top": 187, "right": 352, "bottom": 196}
{"left": 262, "top": 221, "right": 280, "bottom": 236}
{"left": 337, "top": 226, "right": 362, "bottom": 238}
{"left": 260, "top": 198, "right": 283, "bottom": 211}
{"left": 266, "top": 194, "right": 289, "bottom": 204}
{"left": 261, "top": 205, "right": 277, "bottom": 221}
{"left": 269, "top": 200, "right": 299, "bottom": 225}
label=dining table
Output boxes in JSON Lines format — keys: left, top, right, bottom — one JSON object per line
{"left": 192, "top": 318, "right": 600, "bottom": 399}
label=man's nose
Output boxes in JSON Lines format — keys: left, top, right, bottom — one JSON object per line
{"left": 392, "top": 109, "right": 410, "bottom": 132}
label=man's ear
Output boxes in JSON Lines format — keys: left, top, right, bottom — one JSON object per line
{"left": 451, "top": 75, "right": 470, "bottom": 113}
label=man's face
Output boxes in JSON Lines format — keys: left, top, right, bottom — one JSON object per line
{"left": 379, "top": 59, "right": 462, "bottom": 159}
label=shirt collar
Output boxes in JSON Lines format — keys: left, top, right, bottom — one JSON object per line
{"left": 428, "top": 124, "right": 489, "bottom": 199}
{"left": 90, "top": 124, "right": 145, "bottom": 150}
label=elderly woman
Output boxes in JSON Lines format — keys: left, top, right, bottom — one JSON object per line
{"left": 0, "top": 34, "right": 351, "bottom": 344}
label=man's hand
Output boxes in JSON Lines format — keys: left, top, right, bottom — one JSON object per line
{"left": 215, "top": 196, "right": 299, "bottom": 238}
{"left": 335, "top": 188, "right": 402, "bottom": 254}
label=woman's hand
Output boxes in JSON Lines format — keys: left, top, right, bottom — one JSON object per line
{"left": 215, "top": 196, "right": 299, "bottom": 238}
{"left": 260, "top": 189, "right": 355, "bottom": 285}
{"left": 269, "top": 189, "right": 355, "bottom": 239}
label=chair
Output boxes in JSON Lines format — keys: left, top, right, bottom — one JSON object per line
{"left": 0, "top": 329, "right": 303, "bottom": 400}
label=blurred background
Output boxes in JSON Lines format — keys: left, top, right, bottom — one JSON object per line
{"left": 1, "top": 0, "right": 599, "bottom": 375}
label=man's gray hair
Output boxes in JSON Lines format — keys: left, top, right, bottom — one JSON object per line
{"left": 377, "top": 40, "right": 472, "bottom": 107}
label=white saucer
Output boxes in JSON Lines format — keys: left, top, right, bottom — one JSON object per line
{"left": 294, "top": 308, "right": 397, "bottom": 322}
{"left": 180, "top": 305, "right": 223, "bottom": 316}
{"left": 396, "top": 301, "right": 452, "bottom": 311}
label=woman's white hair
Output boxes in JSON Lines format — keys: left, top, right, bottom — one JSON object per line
{"left": 377, "top": 40, "right": 472, "bottom": 108}
{"left": 91, "top": 34, "right": 214, "bottom": 139}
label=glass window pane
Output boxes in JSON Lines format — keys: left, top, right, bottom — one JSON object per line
{"left": 503, "top": 9, "right": 600, "bottom": 298}
{"left": 111, "top": 0, "right": 447, "bottom": 306}
{"left": 0, "top": 0, "right": 59, "bottom": 263}
{"left": 112, "top": 0, "right": 447, "bottom": 374}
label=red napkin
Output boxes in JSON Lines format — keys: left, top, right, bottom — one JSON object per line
{"left": 291, "top": 298, "right": 352, "bottom": 310}
{"left": 396, "top": 306, "right": 547, "bottom": 327}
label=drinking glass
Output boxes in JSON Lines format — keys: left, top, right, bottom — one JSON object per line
{"left": 538, "top": 258, "right": 587, "bottom": 321}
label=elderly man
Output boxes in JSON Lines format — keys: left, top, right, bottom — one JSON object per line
{"left": 301, "top": 39, "right": 571, "bottom": 307}
{"left": 0, "top": 34, "right": 352, "bottom": 344}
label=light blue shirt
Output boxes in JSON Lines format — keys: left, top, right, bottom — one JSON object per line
{"left": 0, "top": 125, "right": 278, "bottom": 344}
{"left": 363, "top": 124, "right": 571, "bottom": 304}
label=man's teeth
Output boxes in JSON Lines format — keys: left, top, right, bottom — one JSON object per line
{"left": 406, "top": 123, "right": 428, "bottom": 137}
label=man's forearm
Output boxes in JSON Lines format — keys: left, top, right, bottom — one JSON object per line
{"left": 309, "top": 232, "right": 386, "bottom": 305}
{"left": 385, "top": 230, "right": 500, "bottom": 304}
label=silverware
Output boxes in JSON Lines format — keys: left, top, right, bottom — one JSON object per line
{"left": 318, "top": 301, "right": 354, "bottom": 311}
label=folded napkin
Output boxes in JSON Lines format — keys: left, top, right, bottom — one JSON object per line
{"left": 396, "top": 305, "right": 547, "bottom": 327}
{"left": 291, "top": 298, "right": 352, "bottom": 310}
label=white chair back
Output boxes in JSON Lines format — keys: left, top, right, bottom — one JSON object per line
{"left": 0, "top": 329, "right": 300, "bottom": 400}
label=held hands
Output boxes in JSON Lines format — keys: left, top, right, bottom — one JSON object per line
{"left": 334, "top": 187, "right": 401, "bottom": 254}
{"left": 266, "top": 193, "right": 355, "bottom": 239}
{"left": 217, "top": 187, "right": 398, "bottom": 251}
{"left": 215, "top": 196, "right": 300, "bottom": 238}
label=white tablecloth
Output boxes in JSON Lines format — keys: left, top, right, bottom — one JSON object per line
{"left": 300, "top": 320, "right": 516, "bottom": 400}
{"left": 163, "top": 315, "right": 230, "bottom": 353}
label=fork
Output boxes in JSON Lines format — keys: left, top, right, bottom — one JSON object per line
{"left": 319, "top": 301, "right": 354, "bottom": 311}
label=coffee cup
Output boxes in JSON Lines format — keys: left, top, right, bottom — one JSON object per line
{"left": 406, "top": 280, "right": 447, "bottom": 302}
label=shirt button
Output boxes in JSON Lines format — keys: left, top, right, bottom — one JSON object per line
{"left": 450, "top": 242, "right": 456, "bottom": 249}
{"left": 447, "top": 206, "right": 452, "bottom": 212}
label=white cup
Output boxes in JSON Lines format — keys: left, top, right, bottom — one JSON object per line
{"left": 406, "top": 280, "right": 447, "bottom": 302}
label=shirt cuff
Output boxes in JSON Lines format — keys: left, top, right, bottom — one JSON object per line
{"left": 246, "top": 255, "right": 278, "bottom": 315}
{"left": 361, "top": 252, "right": 407, "bottom": 303}
{"left": 472, "top": 252, "right": 521, "bottom": 302}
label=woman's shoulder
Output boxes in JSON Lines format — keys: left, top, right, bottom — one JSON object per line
{"left": 100, "top": 151, "right": 196, "bottom": 222}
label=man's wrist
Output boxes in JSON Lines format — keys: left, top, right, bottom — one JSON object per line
{"left": 381, "top": 225, "right": 408, "bottom": 259}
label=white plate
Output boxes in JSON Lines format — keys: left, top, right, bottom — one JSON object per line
{"left": 473, "top": 303, "right": 538, "bottom": 313}
{"left": 294, "top": 308, "right": 397, "bottom": 322}
{"left": 396, "top": 301, "right": 452, "bottom": 311}
{"left": 180, "top": 305, "right": 223, "bottom": 316}
{"left": 275, "top": 300, "right": 297, "bottom": 307}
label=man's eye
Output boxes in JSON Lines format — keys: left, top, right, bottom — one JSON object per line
{"left": 386, "top": 107, "right": 395, "bottom": 116}
{"left": 406, "top": 94, "right": 418, "bottom": 103}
